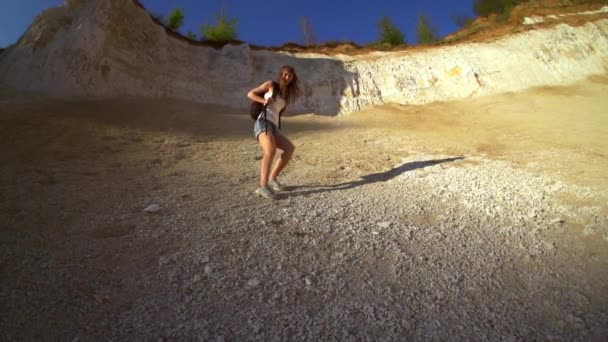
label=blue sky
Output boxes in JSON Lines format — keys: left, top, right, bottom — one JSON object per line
{"left": 1, "top": 0, "right": 476, "bottom": 48}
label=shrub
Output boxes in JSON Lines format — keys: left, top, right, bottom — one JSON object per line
{"left": 166, "top": 8, "right": 184, "bottom": 31}
{"left": 473, "top": 0, "right": 522, "bottom": 18}
{"left": 199, "top": 12, "right": 238, "bottom": 42}
{"left": 416, "top": 14, "right": 439, "bottom": 44}
{"left": 376, "top": 16, "right": 405, "bottom": 48}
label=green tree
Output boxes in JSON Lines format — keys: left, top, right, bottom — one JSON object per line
{"left": 473, "top": 0, "right": 521, "bottom": 17}
{"left": 166, "top": 8, "right": 184, "bottom": 31}
{"left": 199, "top": 11, "right": 238, "bottom": 42}
{"left": 376, "top": 16, "right": 405, "bottom": 48}
{"left": 416, "top": 14, "right": 439, "bottom": 44}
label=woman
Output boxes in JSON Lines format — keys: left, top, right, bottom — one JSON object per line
{"left": 247, "top": 65, "right": 300, "bottom": 200}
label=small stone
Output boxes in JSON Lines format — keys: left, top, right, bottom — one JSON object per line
{"left": 201, "top": 256, "right": 210, "bottom": 263}
{"left": 304, "top": 276, "right": 312, "bottom": 286}
{"left": 248, "top": 278, "right": 260, "bottom": 287}
{"left": 204, "top": 264, "right": 212, "bottom": 275}
{"left": 378, "top": 221, "right": 391, "bottom": 229}
{"left": 144, "top": 204, "right": 161, "bottom": 213}
{"left": 192, "top": 274, "right": 201, "bottom": 283}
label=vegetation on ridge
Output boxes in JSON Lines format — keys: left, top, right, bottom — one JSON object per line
{"left": 376, "top": 16, "right": 406, "bottom": 49}
{"left": 473, "top": 0, "right": 522, "bottom": 18}
{"left": 166, "top": 8, "right": 185, "bottom": 31}
{"left": 199, "top": 11, "right": 238, "bottom": 43}
{"left": 416, "top": 14, "right": 440, "bottom": 44}
{"left": 143, "top": 0, "right": 607, "bottom": 51}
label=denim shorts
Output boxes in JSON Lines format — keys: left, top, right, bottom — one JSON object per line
{"left": 253, "top": 116, "right": 279, "bottom": 139}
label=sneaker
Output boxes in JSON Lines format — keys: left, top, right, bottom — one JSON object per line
{"left": 268, "top": 179, "right": 286, "bottom": 192}
{"left": 255, "top": 186, "right": 276, "bottom": 200}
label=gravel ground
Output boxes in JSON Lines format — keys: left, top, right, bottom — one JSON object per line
{"left": 1, "top": 82, "right": 607, "bottom": 340}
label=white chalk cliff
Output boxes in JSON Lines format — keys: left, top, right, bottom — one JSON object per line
{"left": 1, "top": 0, "right": 607, "bottom": 115}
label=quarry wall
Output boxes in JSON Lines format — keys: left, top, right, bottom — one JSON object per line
{"left": 1, "top": 0, "right": 607, "bottom": 115}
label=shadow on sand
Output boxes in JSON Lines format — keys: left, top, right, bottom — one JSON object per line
{"left": 287, "top": 157, "right": 465, "bottom": 197}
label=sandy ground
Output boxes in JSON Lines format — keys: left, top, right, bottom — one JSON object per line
{"left": 1, "top": 76, "right": 607, "bottom": 340}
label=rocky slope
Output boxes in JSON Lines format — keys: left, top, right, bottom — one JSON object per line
{"left": 1, "top": 77, "right": 607, "bottom": 339}
{"left": 0, "top": 0, "right": 607, "bottom": 115}
{"left": 1, "top": 2, "right": 608, "bottom": 339}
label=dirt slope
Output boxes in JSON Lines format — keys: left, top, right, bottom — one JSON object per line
{"left": 1, "top": 75, "right": 607, "bottom": 339}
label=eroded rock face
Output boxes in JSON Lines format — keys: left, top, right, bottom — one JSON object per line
{"left": 350, "top": 19, "right": 608, "bottom": 108}
{"left": 1, "top": 0, "right": 607, "bottom": 115}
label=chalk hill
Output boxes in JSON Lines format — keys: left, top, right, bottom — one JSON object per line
{"left": 0, "top": 0, "right": 607, "bottom": 115}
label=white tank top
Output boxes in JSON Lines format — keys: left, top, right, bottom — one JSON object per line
{"left": 263, "top": 87, "right": 286, "bottom": 127}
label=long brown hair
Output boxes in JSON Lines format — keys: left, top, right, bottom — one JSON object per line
{"left": 277, "top": 65, "right": 300, "bottom": 105}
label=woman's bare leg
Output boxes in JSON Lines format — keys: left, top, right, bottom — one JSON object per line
{"left": 258, "top": 132, "right": 276, "bottom": 187}
{"left": 269, "top": 133, "right": 295, "bottom": 181}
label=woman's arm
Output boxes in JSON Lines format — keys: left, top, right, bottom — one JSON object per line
{"left": 247, "top": 81, "right": 273, "bottom": 104}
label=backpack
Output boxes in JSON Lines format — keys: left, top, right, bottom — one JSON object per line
{"left": 249, "top": 81, "right": 280, "bottom": 121}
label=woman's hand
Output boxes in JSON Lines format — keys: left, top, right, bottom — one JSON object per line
{"left": 248, "top": 80, "right": 273, "bottom": 105}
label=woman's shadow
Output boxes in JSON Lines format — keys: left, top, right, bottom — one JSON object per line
{"left": 288, "top": 157, "right": 464, "bottom": 197}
